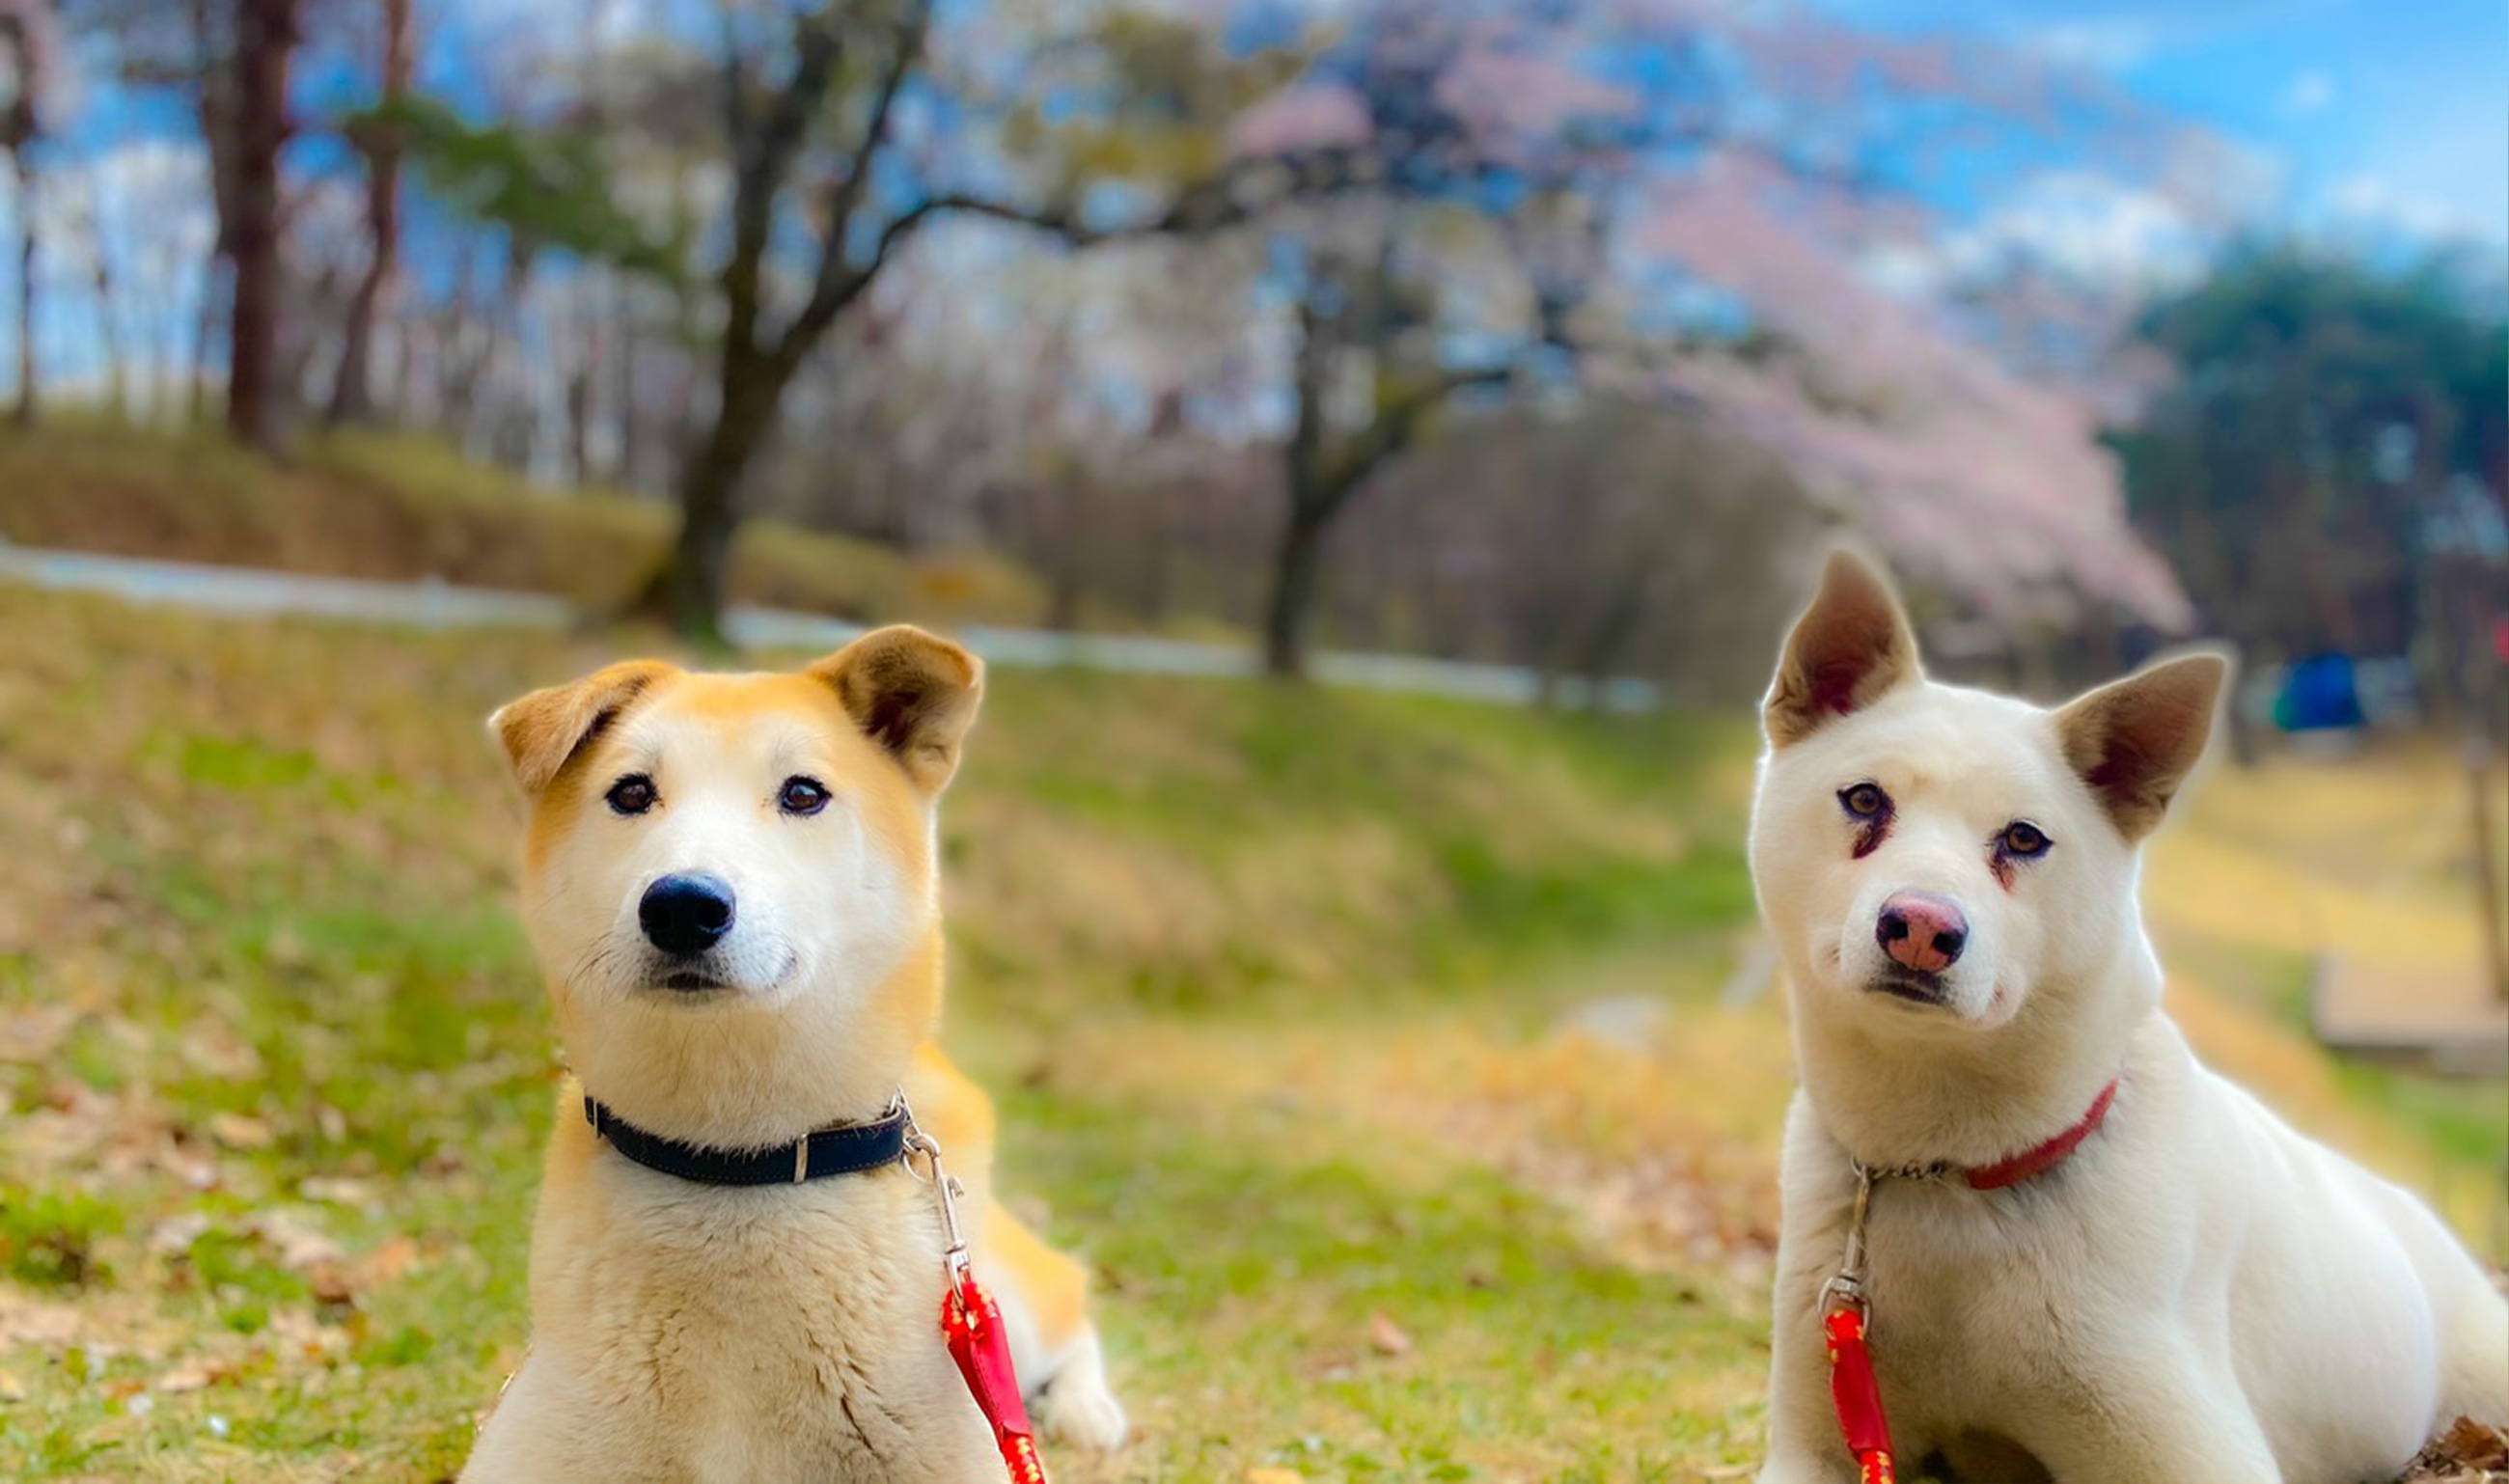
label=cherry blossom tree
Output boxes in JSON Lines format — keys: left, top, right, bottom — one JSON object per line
{"left": 1202, "top": 0, "right": 2208, "bottom": 670}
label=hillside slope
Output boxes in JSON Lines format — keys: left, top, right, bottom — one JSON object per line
{"left": 0, "top": 586, "right": 2495, "bottom": 1481}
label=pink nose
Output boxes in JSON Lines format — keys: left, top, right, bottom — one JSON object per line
{"left": 1878, "top": 892, "right": 1968, "bottom": 973}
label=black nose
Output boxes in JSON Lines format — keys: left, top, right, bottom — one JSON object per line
{"left": 639, "top": 872, "right": 735, "bottom": 956}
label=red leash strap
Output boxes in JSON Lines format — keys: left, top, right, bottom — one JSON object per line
{"left": 899, "top": 1094, "right": 1051, "bottom": 1484}
{"left": 1824, "top": 1305, "right": 1896, "bottom": 1484}
{"left": 943, "top": 1275, "right": 1049, "bottom": 1484}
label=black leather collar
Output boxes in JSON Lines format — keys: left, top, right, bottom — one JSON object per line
{"left": 583, "top": 1095, "right": 911, "bottom": 1187}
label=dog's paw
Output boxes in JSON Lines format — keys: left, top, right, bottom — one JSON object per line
{"left": 1039, "top": 1334, "right": 1128, "bottom": 1451}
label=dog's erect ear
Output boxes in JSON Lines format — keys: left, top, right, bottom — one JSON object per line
{"left": 2053, "top": 650, "right": 2228, "bottom": 842}
{"left": 1765, "top": 550, "right": 1921, "bottom": 747}
{"left": 488, "top": 660, "right": 673, "bottom": 796}
{"left": 809, "top": 625, "right": 985, "bottom": 795}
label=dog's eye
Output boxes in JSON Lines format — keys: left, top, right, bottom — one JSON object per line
{"left": 777, "top": 776, "right": 830, "bottom": 816}
{"left": 1838, "top": 783, "right": 1891, "bottom": 818}
{"left": 606, "top": 774, "right": 657, "bottom": 816}
{"left": 1999, "top": 821, "right": 2052, "bottom": 858}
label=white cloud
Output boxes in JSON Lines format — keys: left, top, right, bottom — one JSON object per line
{"left": 1885, "top": 170, "right": 2209, "bottom": 293}
{"left": 2322, "top": 170, "right": 2495, "bottom": 242}
{"left": 2023, "top": 17, "right": 2162, "bottom": 73}
{"left": 2284, "top": 69, "right": 2334, "bottom": 113}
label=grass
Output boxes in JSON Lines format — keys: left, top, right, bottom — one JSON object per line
{"left": 0, "top": 582, "right": 2498, "bottom": 1481}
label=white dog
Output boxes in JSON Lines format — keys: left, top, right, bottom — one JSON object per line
{"left": 1751, "top": 552, "right": 2507, "bottom": 1484}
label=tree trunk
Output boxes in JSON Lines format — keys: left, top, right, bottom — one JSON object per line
{"left": 224, "top": 0, "right": 301, "bottom": 455}
{"left": 1262, "top": 495, "right": 1332, "bottom": 680}
{"left": 86, "top": 185, "right": 124, "bottom": 420}
{"left": 189, "top": 254, "right": 222, "bottom": 427}
{"left": 327, "top": 0, "right": 410, "bottom": 427}
{"left": 654, "top": 345, "right": 788, "bottom": 646}
{"left": 565, "top": 298, "right": 598, "bottom": 486}
{"left": 1045, "top": 469, "right": 1087, "bottom": 632}
{"left": 9, "top": 145, "right": 32, "bottom": 428}
{"left": 611, "top": 280, "right": 640, "bottom": 487}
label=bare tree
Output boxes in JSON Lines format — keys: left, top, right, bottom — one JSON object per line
{"left": 326, "top": 0, "right": 410, "bottom": 426}
{"left": 1268, "top": 249, "right": 1511, "bottom": 675}
{"left": 80, "top": 174, "right": 123, "bottom": 417}
{"left": 220, "top": 0, "right": 301, "bottom": 453}
{"left": 640, "top": 0, "right": 1355, "bottom": 644}
{"left": 0, "top": 0, "right": 47, "bottom": 427}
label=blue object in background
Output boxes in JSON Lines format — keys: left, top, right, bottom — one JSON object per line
{"left": 2274, "top": 653, "right": 2367, "bottom": 731}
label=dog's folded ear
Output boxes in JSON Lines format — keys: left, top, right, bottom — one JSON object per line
{"left": 810, "top": 626, "right": 985, "bottom": 795}
{"left": 488, "top": 661, "right": 675, "bottom": 796}
{"left": 2054, "top": 650, "right": 2229, "bottom": 841}
{"left": 1765, "top": 549, "right": 1921, "bottom": 747}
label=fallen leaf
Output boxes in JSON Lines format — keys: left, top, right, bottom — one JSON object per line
{"left": 249, "top": 1212, "right": 345, "bottom": 1272}
{"left": 352, "top": 1235, "right": 420, "bottom": 1291}
{"left": 0, "top": 1006, "right": 75, "bottom": 1064}
{"left": 0, "top": 1368, "right": 23, "bottom": 1401}
{"left": 299, "top": 1176, "right": 372, "bottom": 1207}
{"left": 149, "top": 1213, "right": 213, "bottom": 1256}
{"left": 305, "top": 1262, "right": 358, "bottom": 1307}
{"left": 2403, "top": 1415, "right": 2509, "bottom": 1482}
{"left": 208, "top": 1113, "right": 274, "bottom": 1150}
{"left": 155, "top": 1356, "right": 234, "bottom": 1393}
{"left": 1246, "top": 1470, "right": 1305, "bottom": 1484}
{"left": 1365, "top": 1310, "right": 1413, "bottom": 1357}
{"left": 2438, "top": 1416, "right": 2509, "bottom": 1471}
{"left": 0, "top": 1296, "right": 82, "bottom": 1347}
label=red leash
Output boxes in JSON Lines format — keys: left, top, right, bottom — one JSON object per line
{"left": 903, "top": 1109, "right": 1052, "bottom": 1484}
{"left": 1819, "top": 1080, "right": 2118, "bottom": 1484}
{"left": 943, "top": 1274, "right": 1049, "bottom": 1483}
{"left": 1824, "top": 1305, "right": 1896, "bottom": 1484}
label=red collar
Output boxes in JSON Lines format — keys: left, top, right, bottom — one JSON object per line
{"left": 1960, "top": 1079, "right": 2119, "bottom": 1190}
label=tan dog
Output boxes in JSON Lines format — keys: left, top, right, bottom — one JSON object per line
{"left": 461, "top": 627, "right": 1125, "bottom": 1484}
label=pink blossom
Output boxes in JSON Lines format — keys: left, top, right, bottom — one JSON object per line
{"left": 1228, "top": 81, "right": 1373, "bottom": 159}
{"left": 1430, "top": 46, "right": 1640, "bottom": 148}
{"left": 1642, "top": 153, "right": 2190, "bottom": 629}
{"left": 0, "top": 0, "right": 65, "bottom": 130}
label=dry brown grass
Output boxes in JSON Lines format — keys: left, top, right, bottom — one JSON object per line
{"left": 0, "top": 423, "right": 1047, "bottom": 626}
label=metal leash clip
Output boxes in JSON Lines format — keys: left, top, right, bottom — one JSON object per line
{"left": 896, "top": 1089, "right": 975, "bottom": 1293}
{"left": 1818, "top": 1162, "right": 1879, "bottom": 1323}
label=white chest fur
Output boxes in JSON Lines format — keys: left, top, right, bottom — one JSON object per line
{"left": 467, "top": 1154, "right": 996, "bottom": 1484}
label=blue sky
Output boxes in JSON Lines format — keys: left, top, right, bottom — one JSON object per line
{"left": 1818, "top": 0, "right": 2507, "bottom": 245}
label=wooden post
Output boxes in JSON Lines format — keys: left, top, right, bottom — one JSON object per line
{"left": 2468, "top": 732, "right": 2508, "bottom": 1003}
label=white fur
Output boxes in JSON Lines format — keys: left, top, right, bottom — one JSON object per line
{"left": 1752, "top": 677, "right": 2508, "bottom": 1484}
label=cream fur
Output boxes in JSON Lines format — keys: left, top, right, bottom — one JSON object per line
{"left": 1751, "top": 557, "right": 2508, "bottom": 1484}
{"left": 461, "top": 633, "right": 1125, "bottom": 1484}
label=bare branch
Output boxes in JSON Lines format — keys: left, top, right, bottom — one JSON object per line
{"left": 822, "top": 0, "right": 929, "bottom": 262}
{"left": 776, "top": 0, "right": 931, "bottom": 366}
{"left": 1315, "top": 363, "right": 1513, "bottom": 514}
{"left": 721, "top": 3, "right": 845, "bottom": 356}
